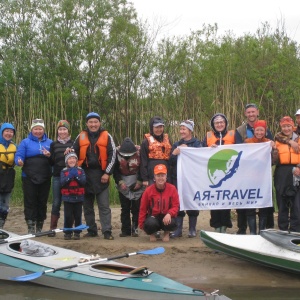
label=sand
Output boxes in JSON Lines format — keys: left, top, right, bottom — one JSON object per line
{"left": 5, "top": 207, "right": 300, "bottom": 295}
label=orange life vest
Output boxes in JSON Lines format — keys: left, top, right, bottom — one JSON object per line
{"left": 206, "top": 130, "right": 235, "bottom": 146}
{"left": 145, "top": 133, "right": 171, "bottom": 160}
{"left": 275, "top": 140, "right": 300, "bottom": 165}
{"left": 78, "top": 130, "right": 108, "bottom": 170}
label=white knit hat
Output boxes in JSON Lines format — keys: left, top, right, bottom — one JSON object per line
{"left": 31, "top": 119, "right": 45, "bottom": 130}
{"left": 65, "top": 152, "right": 78, "bottom": 164}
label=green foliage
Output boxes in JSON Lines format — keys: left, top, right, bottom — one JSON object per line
{"left": 0, "top": 0, "right": 299, "bottom": 146}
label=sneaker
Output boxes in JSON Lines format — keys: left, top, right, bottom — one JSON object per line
{"left": 83, "top": 231, "right": 98, "bottom": 238}
{"left": 73, "top": 233, "right": 80, "bottom": 240}
{"left": 64, "top": 234, "right": 72, "bottom": 240}
{"left": 119, "top": 232, "right": 131, "bottom": 237}
{"left": 104, "top": 232, "right": 114, "bottom": 240}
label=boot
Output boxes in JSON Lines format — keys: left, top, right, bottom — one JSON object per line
{"left": 247, "top": 215, "right": 257, "bottom": 235}
{"left": 215, "top": 227, "right": 221, "bottom": 233}
{"left": 170, "top": 216, "right": 183, "bottom": 238}
{"left": 131, "top": 222, "right": 139, "bottom": 237}
{"left": 26, "top": 220, "right": 36, "bottom": 234}
{"left": 48, "top": 214, "right": 59, "bottom": 237}
{"left": 188, "top": 216, "right": 197, "bottom": 238}
{"left": 258, "top": 216, "right": 267, "bottom": 234}
{"left": 220, "top": 226, "right": 227, "bottom": 233}
{"left": 36, "top": 221, "right": 44, "bottom": 233}
{"left": 0, "top": 211, "right": 8, "bottom": 229}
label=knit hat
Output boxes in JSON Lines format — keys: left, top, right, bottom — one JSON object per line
{"left": 154, "top": 164, "right": 167, "bottom": 175}
{"left": 253, "top": 120, "right": 267, "bottom": 130}
{"left": 57, "top": 120, "right": 70, "bottom": 131}
{"left": 119, "top": 137, "right": 137, "bottom": 156}
{"left": 86, "top": 112, "right": 100, "bottom": 122}
{"left": 180, "top": 119, "right": 194, "bottom": 132}
{"left": 280, "top": 116, "right": 294, "bottom": 127}
{"left": 295, "top": 109, "right": 300, "bottom": 116}
{"left": 65, "top": 152, "right": 78, "bottom": 164}
{"left": 31, "top": 119, "right": 45, "bottom": 130}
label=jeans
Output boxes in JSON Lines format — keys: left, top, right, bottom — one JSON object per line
{"left": 83, "top": 188, "right": 112, "bottom": 234}
{"left": 51, "top": 176, "right": 62, "bottom": 217}
{"left": 0, "top": 193, "right": 11, "bottom": 214}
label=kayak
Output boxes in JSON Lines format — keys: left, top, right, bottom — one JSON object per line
{"left": 0, "top": 229, "right": 229, "bottom": 300}
{"left": 200, "top": 229, "right": 300, "bottom": 275}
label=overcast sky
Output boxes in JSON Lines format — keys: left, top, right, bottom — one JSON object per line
{"left": 130, "top": 0, "right": 300, "bottom": 43}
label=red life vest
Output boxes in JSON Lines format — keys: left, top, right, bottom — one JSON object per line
{"left": 117, "top": 146, "right": 141, "bottom": 175}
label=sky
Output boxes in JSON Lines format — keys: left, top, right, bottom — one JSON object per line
{"left": 130, "top": 0, "right": 300, "bottom": 43}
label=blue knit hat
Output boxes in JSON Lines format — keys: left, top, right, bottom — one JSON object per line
{"left": 86, "top": 112, "right": 100, "bottom": 122}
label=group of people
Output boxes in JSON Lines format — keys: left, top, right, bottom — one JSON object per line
{"left": 0, "top": 105, "right": 300, "bottom": 242}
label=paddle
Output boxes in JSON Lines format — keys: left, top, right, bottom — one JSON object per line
{"left": 0, "top": 224, "right": 89, "bottom": 245}
{"left": 11, "top": 247, "right": 165, "bottom": 281}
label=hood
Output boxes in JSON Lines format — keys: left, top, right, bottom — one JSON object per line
{"left": 149, "top": 116, "right": 165, "bottom": 140}
{"left": 210, "top": 113, "right": 228, "bottom": 137}
{"left": 0, "top": 123, "right": 15, "bottom": 147}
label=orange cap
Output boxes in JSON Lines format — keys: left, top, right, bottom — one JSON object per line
{"left": 154, "top": 164, "right": 167, "bottom": 175}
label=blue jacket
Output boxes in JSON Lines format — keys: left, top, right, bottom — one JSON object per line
{"left": 15, "top": 132, "right": 52, "bottom": 178}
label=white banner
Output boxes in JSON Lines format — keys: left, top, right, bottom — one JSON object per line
{"left": 177, "top": 142, "right": 273, "bottom": 210}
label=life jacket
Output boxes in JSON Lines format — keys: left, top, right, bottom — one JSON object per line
{"left": 275, "top": 140, "right": 300, "bottom": 165}
{"left": 206, "top": 130, "right": 235, "bottom": 146}
{"left": 145, "top": 133, "right": 171, "bottom": 160}
{"left": 0, "top": 143, "right": 17, "bottom": 169}
{"left": 61, "top": 169, "right": 85, "bottom": 197}
{"left": 117, "top": 147, "right": 141, "bottom": 176}
{"left": 78, "top": 130, "right": 108, "bottom": 170}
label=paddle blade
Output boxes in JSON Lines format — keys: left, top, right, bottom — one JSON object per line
{"left": 64, "top": 224, "right": 89, "bottom": 231}
{"left": 138, "top": 247, "right": 165, "bottom": 255}
{"left": 11, "top": 271, "right": 43, "bottom": 281}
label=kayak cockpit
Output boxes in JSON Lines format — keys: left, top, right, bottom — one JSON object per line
{"left": 8, "top": 241, "right": 57, "bottom": 257}
{"left": 90, "top": 263, "right": 150, "bottom": 277}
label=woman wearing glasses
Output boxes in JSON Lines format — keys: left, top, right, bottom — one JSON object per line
{"left": 169, "top": 119, "right": 202, "bottom": 238}
{"left": 15, "top": 119, "right": 52, "bottom": 234}
{"left": 202, "top": 113, "right": 234, "bottom": 233}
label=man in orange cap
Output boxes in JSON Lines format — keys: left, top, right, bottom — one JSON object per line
{"left": 138, "top": 164, "right": 179, "bottom": 242}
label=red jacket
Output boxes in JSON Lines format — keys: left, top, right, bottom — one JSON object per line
{"left": 138, "top": 183, "right": 179, "bottom": 229}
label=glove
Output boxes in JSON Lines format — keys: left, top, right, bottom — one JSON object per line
{"left": 68, "top": 167, "right": 78, "bottom": 178}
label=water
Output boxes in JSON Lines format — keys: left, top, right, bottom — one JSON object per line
{"left": 1, "top": 281, "right": 300, "bottom": 300}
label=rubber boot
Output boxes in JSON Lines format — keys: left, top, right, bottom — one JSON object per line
{"left": 215, "top": 227, "right": 221, "bottom": 233}
{"left": 258, "top": 216, "right": 267, "bottom": 234}
{"left": 247, "top": 215, "right": 257, "bottom": 235}
{"left": 170, "top": 216, "right": 183, "bottom": 238}
{"left": 0, "top": 211, "right": 8, "bottom": 229}
{"left": 188, "top": 216, "right": 197, "bottom": 238}
{"left": 48, "top": 214, "right": 59, "bottom": 237}
{"left": 220, "top": 226, "right": 227, "bottom": 233}
{"left": 131, "top": 222, "right": 139, "bottom": 237}
{"left": 36, "top": 221, "right": 44, "bottom": 233}
{"left": 26, "top": 220, "right": 36, "bottom": 234}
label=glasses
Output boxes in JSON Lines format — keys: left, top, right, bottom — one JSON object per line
{"left": 245, "top": 103, "right": 258, "bottom": 109}
{"left": 214, "top": 121, "right": 225, "bottom": 125}
{"left": 32, "top": 118, "right": 44, "bottom": 124}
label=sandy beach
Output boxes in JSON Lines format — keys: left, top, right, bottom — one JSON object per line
{"left": 5, "top": 207, "right": 300, "bottom": 296}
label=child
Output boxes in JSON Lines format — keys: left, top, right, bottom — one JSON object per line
{"left": 61, "top": 152, "right": 86, "bottom": 240}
